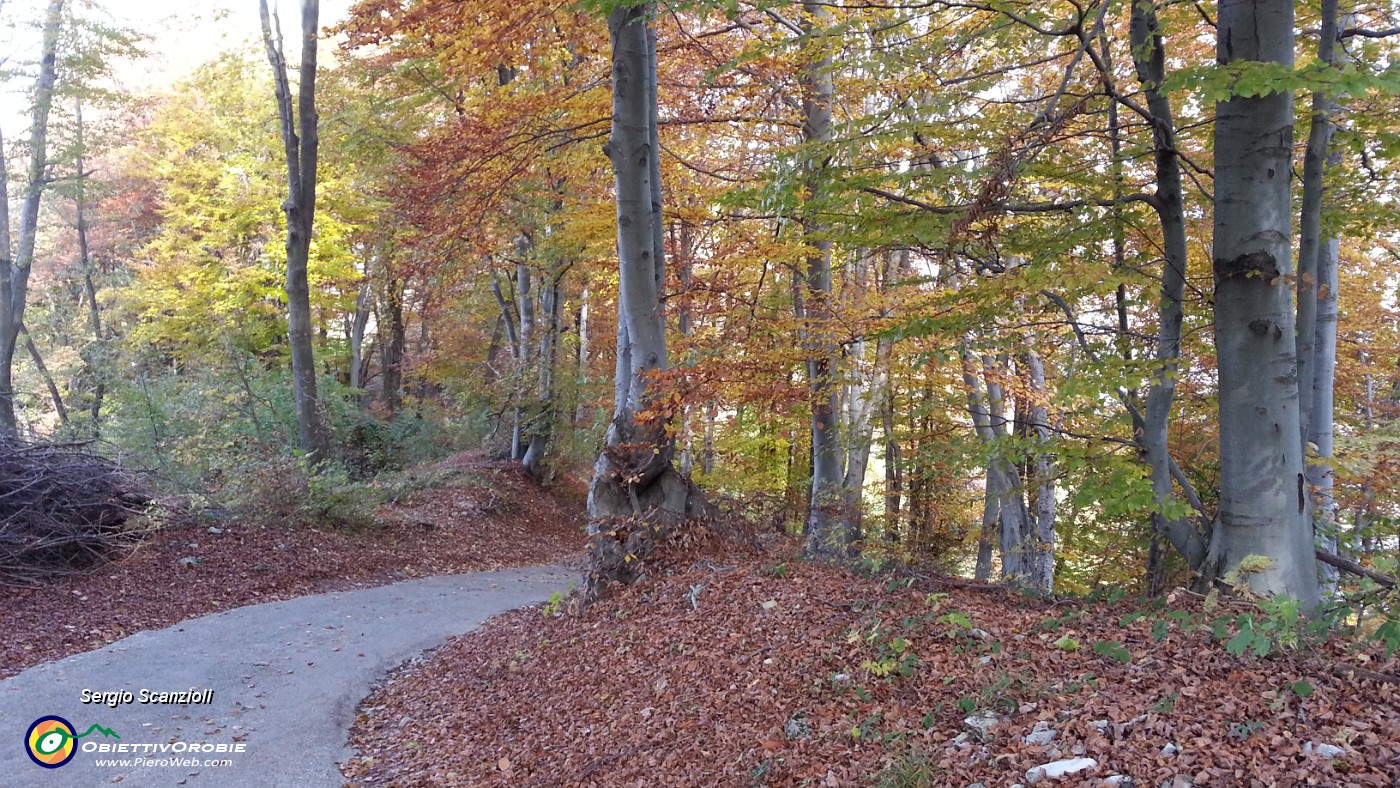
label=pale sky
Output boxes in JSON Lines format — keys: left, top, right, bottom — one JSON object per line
{"left": 0, "top": 0, "right": 355, "bottom": 128}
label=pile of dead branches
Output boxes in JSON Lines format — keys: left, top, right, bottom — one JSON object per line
{"left": 0, "top": 437, "right": 154, "bottom": 586}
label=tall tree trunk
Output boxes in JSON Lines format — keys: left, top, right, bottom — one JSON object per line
{"left": 799, "top": 0, "right": 849, "bottom": 560}
{"left": 587, "top": 2, "right": 705, "bottom": 593}
{"left": 522, "top": 266, "right": 563, "bottom": 478}
{"left": 960, "top": 342, "right": 1030, "bottom": 582}
{"left": 0, "top": 0, "right": 64, "bottom": 437}
{"left": 349, "top": 275, "right": 372, "bottom": 390}
{"left": 1023, "top": 342, "right": 1055, "bottom": 594}
{"left": 676, "top": 220, "right": 695, "bottom": 477}
{"left": 840, "top": 250, "right": 897, "bottom": 542}
{"left": 513, "top": 237, "right": 536, "bottom": 461}
{"left": 1129, "top": 0, "right": 1209, "bottom": 574}
{"left": 74, "top": 98, "right": 105, "bottom": 432}
{"left": 261, "top": 0, "right": 330, "bottom": 463}
{"left": 574, "top": 284, "right": 591, "bottom": 426}
{"left": 379, "top": 276, "right": 405, "bottom": 415}
{"left": 1210, "top": 0, "right": 1320, "bottom": 606}
{"left": 882, "top": 385, "right": 901, "bottom": 542}
{"left": 985, "top": 353, "right": 1031, "bottom": 581}
{"left": 1301, "top": 0, "right": 1347, "bottom": 593}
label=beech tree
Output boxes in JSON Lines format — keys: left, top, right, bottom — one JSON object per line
{"left": 586, "top": 1, "right": 706, "bottom": 589}
{"left": 260, "top": 0, "right": 330, "bottom": 464}
{"left": 1210, "top": 0, "right": 1320, "bottom": 606}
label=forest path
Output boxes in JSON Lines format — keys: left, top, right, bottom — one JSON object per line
{"left": 1, "top": 563, "right": 577, "bottom": 787}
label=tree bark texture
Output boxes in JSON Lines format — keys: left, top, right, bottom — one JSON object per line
{"left": 1211, "top": 0, "right": 1320, "bottom": 607}
{"left": 1300, "top": 1, "right": 1347, "bottom": 593}
{"left": 261, "top": 0, "right": 330, "bottom": 463}
{"left": 1130, "top": 0, "right": 1208, "bottom": 572}
{"left": 587, "top": 3, "right": 706, "bottom": 592}
{"left": 799, "top": 0, "right": 850, "bottom": 560}
{"left": 0, "top": 0, "right": 64, "bottom": 436}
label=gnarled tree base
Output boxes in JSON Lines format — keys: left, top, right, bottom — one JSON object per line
{"left": 584, "top": 459, "right": 710, "bottom": 600}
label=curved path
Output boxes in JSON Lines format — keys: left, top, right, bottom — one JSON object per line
{"left": 1, "top": 564, "right": 578, "bottom": 787}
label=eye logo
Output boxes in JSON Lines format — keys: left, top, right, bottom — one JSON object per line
{"left": 26, "top": 716, "right": 76, "bottom": 768}
{"left": 25, "top": 716, "right": 120, "bottom": 768}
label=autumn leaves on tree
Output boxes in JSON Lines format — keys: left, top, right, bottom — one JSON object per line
{"left": 2, "top": 0, "right": 1397, "bottom": 602}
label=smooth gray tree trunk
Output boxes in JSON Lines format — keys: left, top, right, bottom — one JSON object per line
{"left": 960, "top": 342, "right": 1030, "bottom": 582}
{"left": 1023, "top": 342, "right": 1055, "bottom": 594}
{"left": 1211, "top": 0, "right": 1320, "bottom": 607}
{"left": 839, "top": 250, "right": 895, "bottom": 544}
{"left": 1130, "top": 0, "right": 1209, "bottom": 573}
{"left": 0, "top": 0, "right": 64, "bottom": 437}
{"left": 261, "top": 0, "right": 330, "bottom": 463}
{"left": 1300, "top": 0, "right": 1347, "bottom": 593}
{"left": 587, "top": 2, "right": 705, "bottom": 592}
{"left": 574, "top": 284, "right": 591, "bottom": 426}
{"left": 798, "top": 0, "right": 849, "bottom": 560}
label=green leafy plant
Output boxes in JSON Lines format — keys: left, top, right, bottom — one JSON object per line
{"left": 1092, "top": 640, "right": 1132, "bottom": 664}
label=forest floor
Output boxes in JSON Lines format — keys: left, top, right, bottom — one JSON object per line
{"left": 343, "top": 531, "right": 1400, "bottom": 787}
{"left": 0, "top": 452, "right": 585, "bottom": 680}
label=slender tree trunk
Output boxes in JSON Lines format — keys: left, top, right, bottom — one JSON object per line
{"left": 985, "top": 353, "right": 1031, "bottom": 581}
{"left": 522, "top": 266, "right": 563, "bottom": 478}
{"left": 1301, "top": 1, "right": 1347, "bottom": 593}
{"left": 1023, "top": 342, "right": 1055, "bottom": 593}
{"left": 20, "top": 325, "right": 66, "bottom": 426}
{"left": 261, "top": 0, "right": 330, "bottom": 463}
{"left": 484, "top": 314, "right": 504, "bottom": 386}
{"left": 1129, "top": 0, "right": 1209, "bottom": 574}
{"left": 513, "top": 238, "right": 536, "bottom": 462}
{"left": 840, "top": 250, "right": 897, "bottom": 542}
{"left": 799, "top": 0, "right": 849, "bottom": 559}
{"left": 379, "top": 277, "right": 405, "bottom": 415}
{"left": 701, "top": 399, "right": 717, "bottom": 475}
{"left": 349, "top": 276, "right": 372, "bottom": 390}
{"left": 74, "top": 98, "right": 105, "bottom": 432}
{"left": 960, "top": 342, "right": 1030, "bottom": 582}
{"left": 882, "top": 385, "right": 901, "bottom": 542}
{"left": 574, "top": 284, "right": 591, "bottom": 426}
{"left": 0, "top": 0, "right": 64, "bottom": 437}
{"left": 1211, "top": 0, "right": 1320, "bottom": 606}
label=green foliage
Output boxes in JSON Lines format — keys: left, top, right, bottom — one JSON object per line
{"left": 1374, "top": 618, "right": 1400, "bottom": 659}
{"left": 1287, "top": 680, "right": 1315, "bottom": 698}
{"left": 872, "top": 745, "right": 942, "bottom": 788}
{"left": 760, "top": 562, "right": 789, "bottom": 579}
{"left": 852, "top": 620, "right": 920, "bottom": 680}
{"left": 541, "top": 585, "right": 575, "bottom": 617}
{"left": 1151, "top": 692, "right": 1179, "bottom": 714}
{"left": 1091, "top": 640, "right": 1132, "bottom": 664}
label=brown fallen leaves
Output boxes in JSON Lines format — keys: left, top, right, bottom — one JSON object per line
{"left": 0, "top": 454, "right": 584, "bottom": 679}
{"left": 344, "top": 543, "right": 1400, "bottom": 787}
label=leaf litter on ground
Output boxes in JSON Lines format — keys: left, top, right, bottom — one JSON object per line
{"left": 343, "top": 532, "right": 1400, "bottom": 787}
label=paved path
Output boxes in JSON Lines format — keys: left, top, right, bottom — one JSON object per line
{"left": 1, "top": 564, "right": 578, "bottom": 787}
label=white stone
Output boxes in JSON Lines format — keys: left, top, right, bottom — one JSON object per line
{"left": 1025, "top": 757, "right": 1097, "bottom": 783}
{"left": 964, "top": 712, "right": 1000, "bottom": 736}
{"left": 1023, "top": 721, "right": 1058, "bottom": 745}
{"left": 1160, "top": 742, "right": 1179, "bottom": 756}
{"left": 1303, "top": 741, "right": 1345, "bottom": 758}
